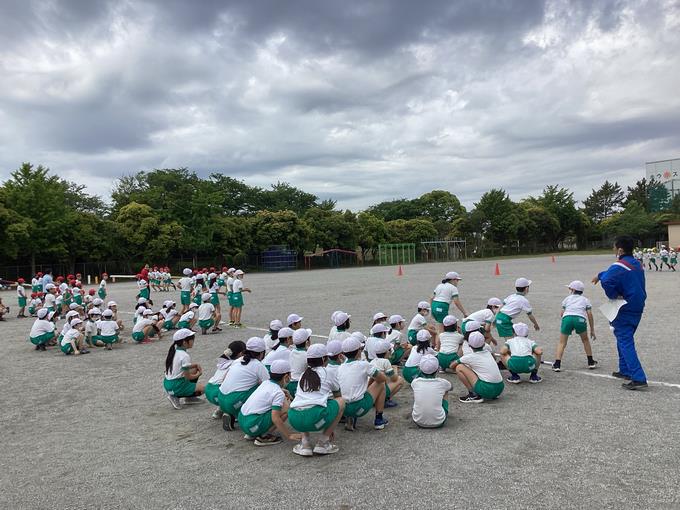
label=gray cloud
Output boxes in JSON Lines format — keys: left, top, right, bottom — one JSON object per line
{"left": 0, "top": 0, "right": 679, "bottom": 211}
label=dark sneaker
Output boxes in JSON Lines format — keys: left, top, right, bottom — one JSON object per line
{"left": 374, "top": 416, "right": 389, "bottom": 430}
{"left": 529, "top": 374, "right": 542, "bottom": 384}
{"left": 254, "top": 434, "right": 283, "bottom": 446}
{"left": 612, "top": 371, "right": 631, "bottom": 380}
{"left": 459, "top": 393, "right": 484, "bottom": 403}
{"left": 552, "top": 361, "right": 561, "bottom": 372}
{"left": 622, "top": 380, "right": 648, "bottom": 390}
{"left": 385, "top": 399, "right": 398, "bottom": 408}
{"left": 506, "top": 373, "right": 521, "bottom": 384}
{"left": 587, "top": 360, "right": 599, "bottom": 370}
{"left": 222, "top": 413, "right": 236, "bottom": 431}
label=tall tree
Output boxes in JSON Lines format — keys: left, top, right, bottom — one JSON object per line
{"left": 470, "top": 189, "right": 520, "bottom": 246}
{"left": 583, "top": 180, "right": 624, "bottom": 223}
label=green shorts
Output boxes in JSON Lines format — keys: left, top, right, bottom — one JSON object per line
{"left": 180, "top": 291, "right": 191, "bottom": 305}
{"left": 560, "top": 315, "right": 587, "bottom": 335}
{"left": 218, "top": 386, "right": 258, "bottom": 416}
{"left": 204, "top": 382, "right": 221, "bottom": 405}
{"left": 506, "top": 355, "right": 536, "bottom": 374}
{"left": 198, "top": 319, "right": 214, "bottom": 329}
{"left": 403, "top": 365, "right": 419, "bottom": 383}
{"left": 227, "top": 291, "right": 234, "bottom": 306}
{"left": 461, "top": 320, "right": 484, "bottom": 335}
{"left": 238, "top": 409, "right": 275, "bottom": 437}
{"left": 286, "top": 380, "right": 298, "bottom": 398}
{"left": 437, "top": 351, "right": 460, "bottom": 370}
{"left": 98, "top": 288, "right": 106, "bottom": 299}
{"left": 18, "top": 296, "right": 27, "bottom": 307}
{"left": 193, "top": 294, "right": 202, "bottom": 305}
{"left": 231, "top": 292, "right": 244, "bottom": 308}
{"left": 177, "top": 320, "right": 190, "bottom": 329}
{"left": 343, "top": 392, "right": 374, "bottom": 418}
{"left": 30, "top": 331, "right": 55, "bottom": 346}
{"left": 94, "top": 334, "right": 118, "bottom": 345}
{"left": 407, "top": 330, "right": 417, "bottom": 345}
{"left": 389, "top": 346, "right": 405, "bottom": 364}
{"left": 163, "top": 320, "right": 176, "bottom": 330}
{"left": 474, "top": 379, "right": 504, "bottom": 399}
{"left": 139, "top": 288, "right": 150, "bottom": 299}
{"left": 60, "top": 342, "right": 74, "bottom": 354}
{"left": 288, "top": 400, "right": 340, "bottom": 432}
{"left": 210, "top": 294, "right": 220, "bottom": 306}
{"left": 495, "top": 312, "right": 514, "bottom": 337}
{"left": 74, "top": 296, "right": 83, "bottom": 305}
{"left": 662, "top": 256, "right": 669, "bottom": 263}
{"left": 131, "top": 331, "right": 146, "bottom": 342}
{"left": 431, "top": 300, "right": 449, "bottom": 323}
{"left": 163, "top": 377, "right": 197, "bottom": 398}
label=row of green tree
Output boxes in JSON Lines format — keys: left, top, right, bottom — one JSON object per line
{"left": 1, "top": 163, "right": 677, "bottom": 272}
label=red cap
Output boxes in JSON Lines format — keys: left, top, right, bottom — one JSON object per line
{"left": 37, "top": 272, "right": 43, "bottom": 277}
{"left": 30, "top": 292, "right": 37, "bottom": 298}
{"left": 17, "top": 278, "right": 25, "bottom": 283}
{"left": 76, "top": 273, "right": 82, "bottom": 277}
{"left": 56, "top": 276, "right": 64, "bottom": 282}
{"left": 102, "top": 272, "right": 108, "bottom": 277}
{"left": 76, "top": 282, "right": 82, "bottom": 287}
{"left": 89, "top": 289, "right": 96, "bottom": 295}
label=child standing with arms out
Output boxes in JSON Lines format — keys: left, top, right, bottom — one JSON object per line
{"left": 206, "top": 341, "right": 246, "bottom": 419}
{"left": 500, "top": 323, "right": 543, "bottom": 384}
{"left": 231, "top": 269, "right": 250, "bottom": 328}
{"left": 430, "top": 272, "right": 467, "bottom": 332}
{"left": 411, "top": 354, "right": 452, "bottom": 428}
{"left": 238, "top": 359, "right": 303, "bottom": 446}
{"left": 495, "top": 278, "right": 540, "bottom": 339}
{"left": 553, "top": 280, "right": 597, "bottom": 372}
{"left": 452, "top": 332, "right": 504, "bottom": 403}
{"left": 407, "top": 301, "right": 436, "bottom": 345}
{"left": 16, "top": 278, "right": 27, "bottom": 318}
{"left": 164, "top": 329, "right": 205, "bottom": 409}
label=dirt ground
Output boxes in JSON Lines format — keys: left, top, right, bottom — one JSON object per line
{"left": 2, "top": 254, "right": 679, "bottom": 509}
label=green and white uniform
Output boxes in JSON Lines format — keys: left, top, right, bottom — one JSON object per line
{"left": 504, "top": 336, "right": 538, "bottom": 373}
{"left": 198, "top": 302, "right": 215, "bottom": 329}
{"left": 218, "top": 358, "right": 269, "bottom": 416}
{"left": 289, "top": 367, "right": 340, "bottom": 432}
{"left": 179, "top": 276, "right": 193, "bottom": 306}
{"left": 462, "top": 308, "right": 495, "bottom": 334}
{"left": 411, "top": 374, "right": 452, "bottom": 428}
{"left": 431, "top": 282, "right": 459, "bottom": 323}
{"left": 495, "top": 294, "right": 532, "bottom": 338}
{"left": 406, "top": 313, "right": 428, "bottom": 345}
{"left": 163, "top": 347, "right": 197, "bottom": 397}
{"left": 29, "top": 318, "right": 55, "bottom": 346}
{"left": 205, "top": 358, "right": 235, "bottom": 405}
{"left": 94, "top": 318, "right": 120, "bottom": 344}
{"left": 287, "top": 347, "right": 307, "bottom": 397}
{"left": 459, "top": 349, "right": 504, "bottom": 399}
{"left": 338, "top": 359, "right": 380, "bottom": 418}
{"left": 437, "top": 331, "right": 463, "bottom": 369}
{"left": 17, "top": 285, "right": 26, "bottom": 307}
{"left": 231, "top": 278, "right": 244, "bottom": 308}
{"left": 60, "top": 328, "right": 81, "bottom": 354}
{"left": 403, "top": 346, "right": 436, "bottom": 383}
{"left": 238, "top": 380, "right": 286, "bottom": 437}
{"left": 560, "top": 294, "right": 591, "bottom": 335}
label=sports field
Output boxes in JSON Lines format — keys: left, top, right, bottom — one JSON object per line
{"left": 2, "top": 254, "right": 679, "bottom": 509}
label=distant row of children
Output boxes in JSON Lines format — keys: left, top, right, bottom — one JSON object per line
{"left": 634, "top": 246, "right": 677, "bottom": 271}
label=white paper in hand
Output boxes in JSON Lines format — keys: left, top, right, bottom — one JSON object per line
{"left": 599, "top": 299, "right": 627, "bottom": 323}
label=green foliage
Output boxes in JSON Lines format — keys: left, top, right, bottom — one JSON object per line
{"left": 583, "top": 180, "right": 624, "bottom": 223}
{"left": 303, "top": 208, "right": 357, "bottom": 250}
{"left": 601, "top": 201, "right": 660, "bottom": 239}
{"left": 525, "top": 185, "right": 582, "bottom": 248}
{"left": 386, "top": 219, "right": 438, "bottom": 244}
{"left": 356, "top": 212, "right": 388, "bottom": 257}
{"left": 470, "top": 189, "right": 520, "bottom": 245}
{"left": 249, "top": 210, "right": 311, "bottom": 253}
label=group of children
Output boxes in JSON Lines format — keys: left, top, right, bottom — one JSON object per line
{"left": 634, "top": 246, "right": 677, "bottom": 271}
{"left": 162, "top": 271, "right": 600, "bottom": 456}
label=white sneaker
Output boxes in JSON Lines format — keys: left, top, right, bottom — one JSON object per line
{"left": 183, "top": 396, "right": 202, "bottom": 404}
{"left": 166, "top": 394, "right": 182, "bottom": 410}
{"left": 292, "top": 442, "right": 313, "bottom": 457}
{"left": 313, "top": 441, "right": 339, "bottom": 455}
{"left": 210, "top": 409, "right": 223, "bottom": 420}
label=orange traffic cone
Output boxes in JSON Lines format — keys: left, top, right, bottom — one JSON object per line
{"left": 494, "top": 263, "right": 501, "bottom": 276}
{"left": 551, "top": 255, "right": 556, "bottom": 263}
{"left": 397, "top": 265, "right": 403, "bottom": 276}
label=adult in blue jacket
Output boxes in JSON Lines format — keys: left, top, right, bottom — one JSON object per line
{"left": 592, "top": 236, "right": 647, "bottom": 389}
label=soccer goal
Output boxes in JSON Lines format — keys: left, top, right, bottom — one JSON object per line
{"left": 378, "top": 243, "right": 416, "bottom": 265}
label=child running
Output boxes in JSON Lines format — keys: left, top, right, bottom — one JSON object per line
{"left": 553, "top": 280, "right": 597, "bottom": 372}
{"left": 430, "top": 271, "right": 467, "bottom": 332}
{"left": 164, "top": 329, "right": 205, "bottom": 409}
{"left": 495, "top": 278, "right": 540, "bottom": 339}
{"left": 500, "top": 323, "right": 543, "bottom": 384}
{"left": 411, "top": 354, "right": 452, "bottom": 428}
{"left": 452, "top": 331, "right": 504, "bottom": 403}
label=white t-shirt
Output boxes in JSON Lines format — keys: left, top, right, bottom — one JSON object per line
{"left": 179, "top": 277, "right": 192, "bottom": 292}
{"left": 198, "top": 303, "right": 215, "bottom": 320}
{"left": 290, "top": 367, "right": 336, "bottom": 409}
{"left": 386, "top": 329, "right": 405, "bottom": 347}
{"left": 179, "top": 310, "right": 194, "bottom": 323}
{"left": 241, "top": 380, "right": 286, "bottom": 417}
{"left": 461, "top": 341, "right": 494, "bottom": 356}
{"left": 432, "top": 282, "right": 458, "bottom": 303}
{"left": 263, "top": 344, "right": 291, "bottom": 366}
{"left": 370, "top": 357, "right": 395, "bottom": 377}
{"left": 500, "top": 294, "right": 532, "bottom": 318}
{"left": 208, "top": 358, "right": 235, "bottom": 385}
{"left": 99, "top": 279, "right": 106, "bottom": 290}
{"left": 30, "top": 319, "right": 55, "bottom": 337}
{"left": 97, "top": 319, "right": 119, "bottom": 336}
{"left": 408, "top": 313, "right": 427, "bottom": 332}
{"left": 132, "top": 318, "right": 154, "bottom": 333}
{"left": 289, "top": 348, "right": 308, "bottom": 382}
{"left": 338, "top": 359, "right": 379, "bottom": 403}
{"left": 161, "top": 308, "right": 178, "bottom": 321}
{"left": 459, "top": 350, "right": 503, "bottom": 383}
{"left": 17, "top": 286, "right": 26, "bottom": 298}
{"left": 464, "top": 309, "right": 495, "bottom": 325}
{"left": 561, "top": 294, "right": 592, "bottom": 319}
{"left": 328, "top": 330, "right": 350, "bottom": 343}
{"left": 505, "top": 336, "right": 537, "bottom": 357}
{"left": 439, "top": 331, "right": 464, "bottom": 354}
{"left": 411, "top": 377, "right": 452, "bottom": 428}
{"left": 232, "top": 279, "right": 244, "bottom": 293}
{"left": 325, "top": 362, "right": 341, "bottom": 392}
{"left": 219, "top": 358, "right": 269, "bottom": 394}
{"left": 166, "top": 348, "right": 191, "bottom": 380}
{"left": 263, "top": 333, "right": 276, "bottom": 354}
{"left": 44, "top": 293, "right": 56, "bottom": 308}
{"left": 226, "top": 277, "right": 234, "bottom": 292}
{"left": 61, "top": 328, "right": 81, "bottom": 347}
{"left": 85, "top": 319, "right": 99, "bottom": 336}
{"left": 72, "top": 287, "right": 81, "bottom": 297}
{"left": 328, "top": 326, "right": 338, "bottom": 342}
{"left": 364, "top": 336, "right": 383, "bottom": 361}
{"left": 404, "top": 346, "right": 436, "bottom": 368}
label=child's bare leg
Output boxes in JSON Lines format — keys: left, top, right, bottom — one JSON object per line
{"left": 578, "top": 332, "right": 593, "bottom": 356}
{"left": 368, "top": 383, "right": 385, "bottom": 413}
{"left": 555, "top": 334, "right": 569, "bottom": 361}
{"left": 388, "top": 377, "right": 404, "bottom": 398}
{"left": 533, "top": 347, "right": 543, "bottom": 367}
{"left": 321, "top": 398, "right": 345, "bottom": 439}
{"left": 455, "top": 365, "right": 477, "bottom": 391}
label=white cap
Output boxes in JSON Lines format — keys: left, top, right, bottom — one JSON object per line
{"left": 143, "top": 309, "right": 156, "bottom": 316}
{"left": 107, "top": 301, "right": 117, "bottom": 307}
{"left": 139, "top": 280, "right": 148, "bottom": 287}
{"left": 416, "top": 330, "right": 432, "bottom": 342}
{"left": 417, "top": 301, "right": 431, "bottom": 310}
{"left": 419, "top": 354, "right": 440, "bottom": 374}
{"left": 189, "top": 302, "right": 198, "bottom": 309}
{"left": 292, "top": 328, "right": 312, "bottom": 345}
{"left": 278, "top": 327, "right": 294, "bottom": 339}
{"left": 208, "top": 272, "right": 217, "bottom": 280}
{"left": 330, "top": 311, "right": 342, "bottom": 323}
{"left": 70, "top": 318, "right": 83, "bottom": 328}
{"left": 374, "top": 340, "right": 392, "bottom": 355}
{"left": 445, "top": 271, "right": 462, "bottom": 280}
{"left": 47, "top": 311, "right": 56, "bottom": 321}
{"left": 465, "top": 320, "right": 481, "bottom": 332}
{"left": 372, "top": 312, "right": 387, "bottom": 321}
{"left": 487, "top": 297, "right": 503, "bottom": 307}
{"left": 195, "top": 273, "right": 204, "bottom": 280}
{"left": 443, "top": 315, "right": 458, "bottom": 327}
{"left": 270, "top": 359, "right": 291, "bottom": 375}
{"left": 513, "top": 322, "right": 529, "bottom": 337}
{"left": 334, "top": 311, "right": 351, "bottom": 326}
{"left": 468, "top": 331, "right": 486, "bottom": 348}
{"left": 342, "top": 336, "right": 363, "bottom": 353}
{"left": 201, "top": 292, "right": 211, "bottom": 302}
{"left": 137, "top": 297, "right": 147, "bottom": 304}
{"left": 45, "top": 283, "right": 55, "bottom": 290}
{"left": 66, "top": 310, "right": 79, "bottom": 320}
{"left": 163, "top": 300, "right": 173, "bottom": 308}
{"left": 515, "top": 277, "right": 532, "bottom": 288}
{"left": 269, "top": 319, "right": 283, "bottom": 331}
{"left": 246, "top": 337, "right": 266, "bottom": 352}
{"left": 102, "top": 309, "right": 114, "bottom": 317}
{"left": 326, "top": 340, "right": 343, "bottom": 356}
{"left": 67, "top": 303, "right": 78, "bottom": 310}
{"left": 567, "top": 280, "right": 585, "bottom": 292}
{"left": 228, "top": 267, "right": 236, "bottom": 273}
{"left": 388, "top": 314, "right": 404, "bottom": 325}
{"left": 350, "top": 331, "right": 366, "bottom": 343}
{"left": 307, "top": 343, "right": 328, "bottom": 359}
{"left": 37, "top": 308, "right": 49, "bottom": 319}
{"left": 370, "top": 323, "right": 390, "bottom": 335}
{"left": 183, "top": 268, "right": 192, "bottom": 276}
{"left": 235, "top": 269, "right": 244, "bottom": 276}
{"left": 88, "top": 307, "right": 101, "bottom": 316}
{"left": 173, "top": 328, "right": 195, "bottom": 342}
{"left": 92, "top": 298, "right": 103, "bottom": 306}
{"left": 287, "top": 313, "right": 303, "bottom": 326}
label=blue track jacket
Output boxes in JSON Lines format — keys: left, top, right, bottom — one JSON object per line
{"left": 597, "top": 255, "right": 646, "bottom": 315}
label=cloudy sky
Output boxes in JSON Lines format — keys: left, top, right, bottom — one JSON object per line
{"left": 1, "top": 0, "right": 679, "bottom": 210}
